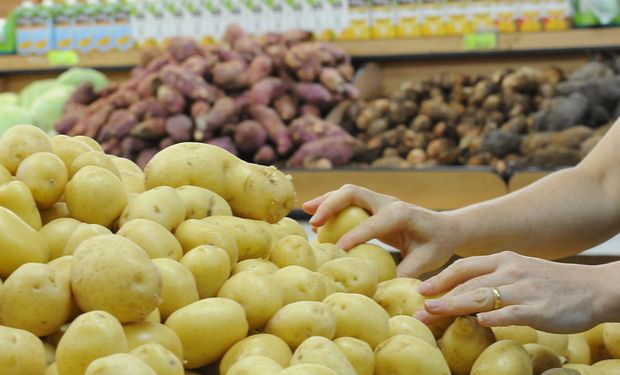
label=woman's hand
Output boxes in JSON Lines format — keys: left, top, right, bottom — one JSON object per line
{"left": 414, "top": 251, "right": 620, "bottom": 333}
{"left": 303, "top": 184, "right": 458, "bottom": 278}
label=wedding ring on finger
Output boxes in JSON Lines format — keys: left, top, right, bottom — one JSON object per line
{"left": 491, "top": 287, "right": 502, "bottom": 310}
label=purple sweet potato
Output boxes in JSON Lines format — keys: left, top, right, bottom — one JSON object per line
{"left": 337, "top": 63, "right": 355, "bottom": 81}
{"left": 202, "top": 97, "right": 236, "bottom": 132}
{"left": 55, "top": 115, "right": 80, "bottom": 135}
{"left": 109, "top": 90, "right": 140, "bottom": 108}
{"left": 165, "top": 114, "right": 193, "bottom": 142}
{"left": 97, "top": 109, "right": 138, "bottom": 142}
{"left": 320, "top": 68, "right": 346, "bottom": 93}
{"left": 71, "top": 101, "right": 115, "bottom": 138}
{"left": 222, "top": 24, "right": 248, "bottom": 46}
{"left": 300, "top": 105, "right": 321, "bottom": 117}
{"left": 136, "top": 72, "right": 161, "bottom": 98}
{"left": 129, "top": 97, "right": 166, "bottom": 119}
{"left": 296, "top": 83, "right": 333, "bottom": 107}
{"left": 159, "top": 65, "right": 214, "bottom": 101}
{"left": 157, "top": 85, "right": 186, "bottom": 114}
{"left": 274, "top": 95, "right": 296, "bottom": 122}
{"left": 249, "top": 77, "right": 287, "bottom": 106}
{"left": 159, "top": 137, "right": 175, "bottom": 149}
{"left": 249, "top": 105, "right": 293, "bottom": 155}
{"left": 213, "top": 60, "right": 248, "bottom": 90}
{"left": 167, "top": 36, "right": 200, "bottom": 62}
{"left": 287, "top": 135, "right": 360, "bottom": 168}
{"left": 181, "top": 54, "right": 218, "bottom": 77}
{"left": 68, "top": 82, "right": 98, "bottom": 105}
{"left": 207, "top": 136, "right": 238, "bottom": 156}
{"left": 130, "top": 117, "right": 167, "bottom": 139}
{"left": 101, "top": 137, "right": 121, "bottom": 156}
{"left": 248, "top": 55, "right": 273, "bottom": 85}
{"left": 234, "top": 120, "right": 267, "bottom": 154}
{"left": 136, "top": 148, "right": 159, "bottom": 169}
{"left": 253, "top": 145, "right": 277, "bottom": 165}
{"left": 288, "top": 115, "right": 348, "bottom": 145}
{"left": 233, "top": 35, "right": 262, "bottom": 61}
{"left": 282, "top": 29, "right": 313, "bottom": 45}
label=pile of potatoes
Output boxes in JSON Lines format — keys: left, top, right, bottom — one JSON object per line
{"left": 1, "top": 125, "right": 620, "bottom": 375}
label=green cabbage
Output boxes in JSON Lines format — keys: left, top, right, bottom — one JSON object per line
{"left": 19, "top": 79, "right": 59, "bottom": 109}
{"left": 57, "top": 67, "right": 109, "bottom": 92}
{"left": 30, "top": 84, "right": 75, "bottom": 133}
{"left": 0, "top": 106, "right": 33, "bottom": 136}
{"left": 0, "top": 93, "right": 19, "bottom": 107}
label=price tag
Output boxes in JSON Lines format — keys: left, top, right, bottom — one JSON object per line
{"left": 47, "top": 50, "right": 80, "bottom": 66}
{"left": 463, "top": 32, "right": 498, "bottom": 51}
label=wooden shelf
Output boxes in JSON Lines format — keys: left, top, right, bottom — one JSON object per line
{"left": 0, "top": 50, "right": 141, "bottom": 74}
{"left": 508, "top": 170, "right": 552, "bottom": 192}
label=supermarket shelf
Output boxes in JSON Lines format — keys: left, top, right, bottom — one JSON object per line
{"left": 508, "top": 170, "right": 552, "bottom": 192}
{"left": 0, "top": 50, "right": 141, "bottom": 74}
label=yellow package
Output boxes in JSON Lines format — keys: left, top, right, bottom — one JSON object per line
{"left": 494, "top": 0, "right": 518, "bottom": 32}
{"left": 543, "top": 0, "right": 571, "bottom": 30}
{"left": 445, "top": 0, "right": 472, "bottom": 35}
{"left": 519, "top": 0, "right": 543, "bottom": 32}
{"left": 419, "top": 0, "right": 445, "bottom": 36}
{"left": 469, "top": 0, "right": 495, "bottom": 32}
{"left": 341, "top": 0, "right": 371, "bottom": 40}
{"left": 395, "top": 0, "right": 422, "bottom": 37}
{"left": 371, "top": 0, "right": 396, "bottom": 38}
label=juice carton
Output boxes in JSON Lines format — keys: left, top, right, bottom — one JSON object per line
{"left": 14, "top": 0, "right": 54, "bottom": 56}
{"left": 200, "top": 1, "right": 221, "bottom": 43}
{"left": 97, "top": 0, "right": 120, "bottom": 52}
{"left": 222, "top": 0, "right": 244, "bottom": 36}
{"left": 573, "top": 0, "right": 618, "bottom": 26}
{"left": 341, "top": 0, "right": 371, "bottom": 40}
{"left": 371, "top": 0, "right": 396, "bottom": 39}
{"left": 494, "top": 0, "right": 518, "bottom": 33}
{"left": 469, "top": 0, "right": 495, "bottom": 32}
{"left": 242, "top": 0, "right": 264, "bottom": 36}
{"left": 111, "top": 0, "right": 134, "bottom": 50}
{"left": 53, "top": 0, "right": 78, "bottom": 50}
{"left": 129, "top": 0, "right": 148, "bottom": 47}
{"left": 142, "top": 0, "right": 165, "bottom": 46}
{"left": 419, "top": 0, "right": 445, "bottom": 36}
{"left": 518, "top": 0, "right": 543, "bottom": 31}
{"left": 394, "top": 0, "right": 421, "bottom": 38}
{"left": 74, "top": 0, "right": 101, "bottom": 53}
{"left": 160, "top": 0, "right": 182, "bottom": 45}
{"left": 445, "top": 0, "right": 472, "bottom": 35}
{"left": 542, "top": 0, "right": 572, "bottom": 30}
{"left": 317, "top": 0, "right": 347, "bottom": 40}
{"left": 331, "top": 0, "right": 350, "bottom": 38}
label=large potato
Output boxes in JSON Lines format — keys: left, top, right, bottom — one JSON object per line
{"left": 290, "top": 336, "right": 356, "bottom": 375}
{"left": 233, "top": 258, "right": 279, "bottom": 275}
{"left": 56, "top": 311, "right": 128, "bottom": 375}
{"left": 317, "top": 206, "right": 369, "bottom": 244}
{"left": 219, "top": 334, "right": 292, "bottom": 374}
{"left": 174, "top": 219, "right": 239, "bottom": 264}
{"left": 66, "top": 166, "right": 127, "bottom": 227}
{"left": 176, "top": 185, "right": 232, "bottom": 219}
{"left": 273, "top": 266, "right": 328, "bottom": 304}
{"left": 119, "top": 186, "right": 185, "bottom": 230}
{"left": 51, "top": 134, "right": 93, "bottom": 170}
{"left": 69, "top": 151, "right": 120, "bottom": 178}
{"left": 279, "top": 364, "right": 337, "bottom": 375}
{"left": 47, "top": 256, "right": 81, "bottom": 320}
{"left": 45, "top": 363, "right": 58, "bottom": 375}
{"left": 218, "top": 270, "right": 284, "bottom": 330}
{"left": 389, "top": 315, "right": 436, "bottom": 347}
{"left": 563, "top": 364, "right": 595, "bottom": 374}
{"left": 538, "top": 331, "right": 569, "bottom": 357}
{"left": 117, "top": 219, "right": 183, "bottom": 260}
{"left": 271, "top": 217, "right": 308, "bottom": 240}
{"left": 16, "top": 152, "right": 68, "bottom": 209}
{"left": 0, "top": 180, "right": 42, "bottom": 229}
{"left": 270, "top": 235, "right": 317, "bottom": 270}
{"left": 180, "top": 245, "right": 231, "bottom": 298}
{"left": 130, "top": 343, "right": 184, "bottom": 375}
{"left": 0, "top": 325, "right": 46, "bottom": 375}
{"left": 585, "top": 324, "right": 612, "bottom": 363}
{"left": 603, "top": 323, "right": 620, "bottom": 359}
{"left": 266, "top": 301, "right": 337, "bottom": 349}
{"left": 347, "top": 243, "right": 396, "bottom": 282}
{"left": 109, "top": 155, "right": 143, "bottom": 175}
{"left": 84, "top": 353, "right": 156, "bottom": 375}
{"left": 318, "top": 257, "right": 378, "bottom": 296}
{"left": 0, "top": 124, "right": 52, "bottom": 173}
{"left": 40, "top": 202, "right": 70, "bottom": 224}
{"left": 375, "top": 335, "right": 451, "bottom": 375}
{"left": 524, "top": 343, "right": 562, "bottom": 375}
{"left": 439, "top": 316, "right": 496, "bottom": 375}
{"left": 165, "top": 298, "right": 249, "bottom": 368}
{"left": 592, "top": 359, "right": 620, "bottom": 374}
{"left": 567, "top": 334, "right": 591, "bottom": 365}
{"left": 323, "top": 292, "right": 390, "bottom": 349}
{"left": 471, "top": 339, "right": 533, "bottom": 375}
{"left": 39, "top": 218, "right": 81, "bottom": 260}
{"left": 63, "top": 223, "right": 111, "bottom": 255}
{"left": 71, "top": 234, "right": 162, "bottom": 323}
{"left": 73, "top": 135, "right": 104, "bottom": 152}
{"left": 492, "top": 326, "right": 538, "bottom": 346}
{"left": 226, "top": 355, "right": 283, "bottom": 375}
{"left": 153, "top": 258, "right": 199, "bottom": 320}
{"left": 0, "top": 164, "right": 12, "bottom": 184}
{"left": 0, "top": 263, "right": 71, "bottom": 336}
{"left": 203, "top": 216, "right": 272, "bottom": 260}
{"left": 0, "top": 206, "right": 49, "bottom": 278}
{"left": 333, "top": 337, "right": 374, "bottom": 375}
{"left": 119, "top": 170, "right": 147, "bottom": 194}
{"left": 144, "top": 143, "right": 295, "bottom": 223}
{"left": 373, "top": 277, "right": 425, "bottom": 316}
{"left": 123, "top": 321, "right": 183, "bottom": 361}
{"left": 312, "top": 242, "right": 347, "bottom": 267}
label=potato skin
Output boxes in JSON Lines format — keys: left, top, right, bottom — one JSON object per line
{"left": 375, "top": 335, "right": 451, "bottom": 375}
{"left": 16, "top": 152, "right": 68, "bottom": 209}
{"left": 290, "top": 336, "right": 357, "bottom": 375}
{"left": 117, "top": 219, "right": 183, "bottom": 260}
{"left": 0, "top": 124, "right": 52, "bottom": 173}
{"left": 266, "top": 301, "right": 337, "bottom": 349}
{"left": 123, "top": 321, "right": 184, "bottom": 361}
{"left": 317, "top": 206, "right": 369, "bottom": 244}
{"left": 0, "top": 206, "right": 49, "bottom": 278}
{"left": 470, "top": 339, "right": 533, "bottom": 375}
{"left": 439, "top": 316, "right": 496, "bottom": 375}
{"left": 373, "top": 277, "right": 425, "bottom": 316}
{"left": 219, "top": 334, "right": 292, "bottom": 375}
{"left": 203, "top": 216, "right": 272, "bottom": 260}
{"left": 0, "top": 325, "right": 46, "bottom": 375}
{"left": 176, "top": 185, "right": 232, "bottom": 219}
{"left": 84, "top": 353, "right": 156, "bottom": 375}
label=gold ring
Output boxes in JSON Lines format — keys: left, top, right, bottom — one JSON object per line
{"left": 491, "top": 287, "right": 502, "bottom": 310}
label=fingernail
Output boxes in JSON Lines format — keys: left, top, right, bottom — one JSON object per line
{"left": 418, "top": 281, "right": 431, "bottom": 294}
{"left": 425, "top": 300, "right": 440, "bottom": 311}
{"left": 476, "top": 313, "right": 489, "bottom": 324}
{"left": 413, "top": 311, "right": 427, "bottom": 322}
{"left": 308, "top": 215, "right": 316, "bottom": 224}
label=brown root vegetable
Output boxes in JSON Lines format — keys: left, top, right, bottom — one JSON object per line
{"left": 157, "top": 84, "right": 186, "bottom": 114}
{"left": 71, "top": 102, "right": 115, "bottom": 138}
{"left": 337, "top": 63, "right": 355, "bottom": 81}
{"left": 249, "top": 77, "right": 287, "bottom": 106}
{"left": 121, "top": 136, "right": 151, "bottom": 159}
{"left": 406, "top": 148, "right": 427, "bottom": 166}
{"left": 165, "top": 114, "right": 193, "bottom": 142}
{"left": 159, "top": 65, "right": 214, "bottom": 101}
{"left": 233, "top": 35, "right": 262, "bottom": 61}
{"left": 136, "top": 148, "right": 159, "bottom": 169}
{"left": 283, "top": 29, "right": 313, "bottom": 45}
{"left": 518, "top": 147, "right": 581, "bottom": 168}
{"left": 101, "top": 137, "right": 121, "bottom": 156}
{"left": 372, "top": 155, "right": 409, "bottom": 169}
{"left": 288, "top": 116, "right": 348, "bottom": 145}
{"left": 207, "top": 136, "right": 238, "bottom": 156}
{"left": 320, "top": 68, "right": 346, "bottom": 93}
{"left": 55, "top": 115, "right": 80, "bottom": 134}
{"left": 222, "top": 23, "right": 248, "bottom": 46}
{"left": 202, "top": 97, "right": 236, "bottom": 132}
{"left": 550, "top": 126, "right": 593, "bottom": 149}
{"left": 213, "top": 60, "right": 248, "bottom": 90}
{"left": 159, "top": 137, "right": 175, "bottom": 149}
{"left": 274, "top": 95, "right": 297, "bottom": 122}
{"left": 234, "top": 120, "right": 267, "bottom": 154}
{"left": 130, "top": 117, "right": 167, "bottom": 139}
{"left": 300, "top": 105, "right": 321, "bottom": 117}
{"left": 129, "top": 97, "right": 166, "bottom": 119}
{"left": 253, "top": 145, "right": 277, "bottom": 165}
{"left": 97, "top": 109, "right": 139, "bottom": 142}
{"left": 249, "top": 105, "right": 293, "bottom": 156}
{"left": 135, "top": 72, "right": 161, "bottom": 98}
{"left": 483, "top": 130, "right": 522, "bottom": 157}
{"left": 167, "top": 36, "right": 200, "bottom": 62}
{"left": 296, "top": 83, "right": 333, "bottom": 107}
{"left": 248, "top": 55, "right": 273, "bottom": 85}
{"left": 287, "top": 135, "right": 361, "bottom": 168}
{"left": 68, "top": 82, "right": 98, "bottom": 105}
{"left": 181, "top": 54, "right": 218, "bottom": 77}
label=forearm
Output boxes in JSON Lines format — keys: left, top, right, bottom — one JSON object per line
{"left": 594, "top": 261, "right": 620, "bottom": 325}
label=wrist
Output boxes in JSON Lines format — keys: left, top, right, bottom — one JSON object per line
{"left": 439, "top": 209, "right": 471, "bottom": 257}
{"left": 591, "top": 262, "right": 620, "bottom": 325}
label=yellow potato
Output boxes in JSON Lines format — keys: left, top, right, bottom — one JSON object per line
{"left": 47, "top": 255, "right": 81, "bottom": 320}
{"left": 266, "top": 301, "right": 337, "bottom": 349}
{"left": 0, "top": 206, "right": 49, "bottom": 278}
{"left": 153, "top": 258, "right": 199, "bottom": 320}
{"left": 144, "top": 142, "right": 295, "bottom": 223}
{"left": 563, "top": 363, "right": 595, "bottom": 374}
{"left": 271, "top": 217, "right": 308, "bottom": 240}
{"left": 109, "top": 155, "right": 143, "bottom": 175}
{"left": 471, "top": 340, "right": 533, "bottom": 375}
{"left": 123, "top": 321, "right": 183, "bottom": 361}
{"left": 0, "top": 263, "right": 71, "bottom": 336}
{"left": 85, "top": 353, "right": 156, "bottom": 375}
{"left": 270, "top": 234, "right": 317, "bottom": 270}
{"left": 315, "top": 271, "right": 343, "bottom": 296}
{"left": 0, "top": 164, "right": 12, "bottom": 184}
{"left": 63, "top": 223, "right": 111, "bottom": 255}
{"left": 233, "top": 258, "right": 279, "bottom": 275}
{"left": 66, "top": 166, "right": 127, "bottom": 227}
{"left": 311, "top": 242, "right": 347, "bottom": 267}
{"left": 439, "top": 316, "right": 495, "bottom": 375}
{"left": 492, "top": 326, "right": 539, "bottom": 346}
{"left": 592, "top": 359, "right": 620, "bottom": 374}
{"left": 389, "top": 315, "right": 436, "bottom": 347}
{"left": 279, "top": 364, "right": 338, "bottom": 375}
{"left": 40, "top": 202, "right": 70, "bottom": 224}
{"left": 144, "top": 308, "right": 161, "bottom": 323}
{"left": 203, "top": 216, "right": 272, "bottom": 260}
{"left": 179, "top": 245, "right": 231, "bottom": 298}
{"left": 119, "top": 186, "right": 185, "bottom": 230}
{"left": 0, "top": 124, "right": 52, "bottom": 173}
{"left": 585, "top": 324, "right": 612, "bottom": 363}
{"left": 538, "top": 331, "right": 569, "bottom": 357}
{"left": 73, "top": 135, "right": 104, "bottom": 152}
{"left": 71, "top": 234, "right": 162, "bottom": 323}
{"left": 0, "top": 325, "right": 46, "bottom": 375}
{"left": 603, "top": 323, "right": 620, "bottom": 359}
{"left": 15, "top": 152, "right": 68, "bottom": 209}
{"left": 291, "top": 336, "right": 356, "bottom": 375}
{"left": 119, "top": 170, "right": 147, "bottom": 194}
{"left": 524, "top": 343, "right": 563, "bottom": 375}
{"left": 219, "top": 334, "right": 292, "bottom": 374}
{"left": 165, "top": 298, "right": 249, "bottom": 368}
{"left": 46, "top": 323, "right": 70, "bottom": 347}
{"left": 174, "top": 219, "right": 239, "bottom": 264}
{"left": 176, "top": 185, "right": 232, "bottom": 219}
{"left": 0, "top": 180, "right": 42, "bottom": 229}
{"left": 333, "top": 337, "right": 374, "bottom": 375}
{"left": 317, "top": 206, "right": 369, "bottom": 244}
{"left": 323, "top": 292, "right": 390, "bottom": 349}
{"left": 226, "top": 355, "right": 283, "bottom": 375}
{"left": 540, "top": 369, "right": 582, "bottom": 375}
{"left": 70, "top": 150, "right": 121, "bottom": 178}
{"left": 376, "top": 334, "right": 451, "bottom": 375}
{"left": 373, "top": 277, "right": 425, "bottom": 316}
{"left": 39, "top": 218, "right": 81, "bottom": 260}
{"left": 117, "top": 218, "right": 183, "bottom": 260}
{"left": 567, "top": 334, "right": 591, "bottom": 365}
{"left": 51, "top": 134, "right": 93, "bottom": 170}
{"left": 130, "top": 343, "right": 184, "bottom": 375}
{"left": 44, "top": 341, "right": 55, "bottom": 365}
{"left": 45, "top": 363, "right": 59, "bottom": 375}
{"left": 273, "top": 266, "right": 328, "bottom": 304}
{"left": 317, "top": 257, "right": 378, "bottom": 296}
{"left": 218, "top": 270, "right": 284, "bottom": 330}
{"left": 56, "top": 311, "right": 128, "bottom": 375}
{"left": 347, "top": 243, "right": 396, "bottom": 282}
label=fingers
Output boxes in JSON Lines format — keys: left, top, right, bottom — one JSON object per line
{"left": 397, "top": 244, "right": 447, "bottom": 279}
{"left": 308, "top": 185, "right": 377, "bottom": 227}
{"left": 418, "top": 256, "right": 499, "bottom": 296}
{"left": 302, "top": 191, "right": 333, "bottom": 216}
{"left": 422, "top": 287, "right": 501, "bottom": 317}
{"left": 335, "top": 209, "right": 401, "bottom": 250}
{"left": 477, "top": 305, "right": 537, "bottom": 328}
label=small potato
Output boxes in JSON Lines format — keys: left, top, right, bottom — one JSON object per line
{"left": 47, "top": 256, "right": 81, "bottom": 320}
{"left": 144, "top": 308, "right": 161, "bottom": 323}
{"left": 0, "top": 164, "right": 12, "bottom": 185}
{"left": 266, "top": 301, "right": 337, "bottom": 349}
{"left": 63, "top": 223, "right": 111, "bottom": 255}
{"left": 109, "top": 155, "right": 143, "bottom": 175}
{"left": 439, "top": 316, "right": 496, "bottom": 375}
{"left": 218, "top": 270, "right": 284, "bottom": 330}
{"left": 333, "top": 337, "right": 374, "bottom": 375}
{"left": 492, "top": 326, "right": 539, "bottom": 346}
{"left": 524, "top": 343, "right": 562, "bottom": 375}
{"left": 323, "top": 292, "right": 390, "bottom": 349}
{"left": 203, "top": 216, "right": 272, "bottom": 260}
{"left": 592, "top": 359, "right": 620, "bottom": 374}
{"left": 538, "top": 331, "right": 569, "bottom": 358}
{"left": 0, "top": 124, "right": 52, "bottom": 173}
{"left": 315, "top": 271, "right": 343, "bottom": 296}
{"left": 317, "top": 206, "right": 369, "bottom": 244}
{"left": 603, "top": 323, "right": 620, "bottom": 359}
{"left": 117, "top": 219, "right": 183, "bottom": 260}
{"left": 389, "top": 315, "right": 436, "bottom": 347}
{"left": 51, "top": 134, "right": 95, "bottom": 171}
{"left": 563, "top": 364, "right": 596, "bottom": 374}
{"left": 0, "top": 263, "right": 71, "bottom": 336}
{"left": 0, "top": 180, "right": 42, "bottom": 229}
{"left": 0, "top": 206, "right": 49, "bottom": 278}
{"left": 318, "top": 257, "right": 378, "bottom": 296}
{"left": 471, "top": 339, "right": 533, "bottom": 375}
{"left": 227, "top": 355, "right": 283, "bottom": 375}
{"left": 279, "top": 364, "right": 338, "bottom": 375}
{"left": 165, "top": 298, "right": 249, "bottom": 368}
{"left": 45, "top": 363, "right": 59, "bottom": 375}
{"left": 347, "top": 243, "right": 396, "bottom": 282}
{"left": 56, "top": 311, "right": 128, "bottom": 375}
{"left": 70, "top": 151, "right": 120, "bottom": 178}
{"left": 273, "top": 266, "right": 328, "bottom": 304}
{"left": 270, "top": 235, "right": 317, "bottom": 270}
{"left": 16, "top": 152, "right": 68, "bottom": 209}
{"left": 73, "top": 135, "right": 104, "bottom": 152}
{"left": 123, "top": 321, "right": 183, "bottom": 361}
{"left": 311, "top": 242, "right": 346, "bottom": 267}
{"left": 271, "top": 217, "right": 308, "bottom": 241}
{"left": 66, "top": 166, "right": 127, "bottom": 227}
{"left": 180, "top": 245, "right": 231, "bottom": 298}
{"left": 40, "top": 202, "right": 70, "bottom": 224}
{"left": 567, "top": 334, "right": 591, "bottom": 365}
{"left": 540, "top": 369, "right": 581, "bottom": 375}
{"left": 585, "top": 324, "right": 612, "bottom": 363}
{"left": 120, "top": 171, "right": 146, "bottom": 194}
{"left": 375, "top": 335, "right": 451, "bottom": 375}
{"left": 219, "top": 334, "right": 292, "bottom": 374}
{"left": 233, "top": 258, "right": 279, "bottom": 275}
{"left": 153, "top": 258, "right": 199, "bottom": 320}
{"left": 0, "top": 325, "right": 46, "bottom": 375}
{"left": 71, "top": 234, "right": 162, "bottom": 323}
{"left": 176, "top": 185, "right": 232, "bottom": 219}
{"left": 39, "top": 218, "right": 81, "bottom": 260}
{"left": 130, "top": 343, "right": 184, "bottom": 375}
{"left": 119, "top": 186, "right": 185, "bottom": 231}
{"left": 85, "top": 353, "right": 156, "bottom": 375}
{"left": 44, "top": 341, "right": 55, "bottom": 365}
{"left": 174, "top": 219, "right": 239, "bottom": 264}
{"left": 291, "top": 336, "right": 356, "bottom": 375}
{"left": 373, "top": 277, "right": 425, "bottom": 316}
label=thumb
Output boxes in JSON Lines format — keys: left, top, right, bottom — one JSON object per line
{"left": 396, "top": 244, "right": 449, "bottom": 279}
